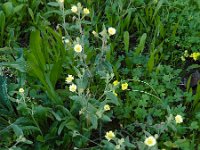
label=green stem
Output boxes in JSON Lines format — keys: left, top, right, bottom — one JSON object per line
{"left": 132, "top": 89, "right": 161, "bottom": 101}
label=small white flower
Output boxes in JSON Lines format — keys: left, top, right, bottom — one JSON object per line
{"left": 144, "top": 136, "right": 157, "bottom": 147}
{"left": 154, "top": 134, "right": 159, "bottom": 139}
{"left": 105, "top": 131, "right": 115, "bottom": 141}
{"left": 108, "top": 27, "right": 116, "bottom": 36}
{"left": 74, "top": 44, "right": 82, "bottom": 53}
{"left": 71, "top": 6, "right": 78, "bottom": 13}
{"left": 69, "top": 84, "right": 77, "bottom": 92}
{"left": 83, "top": 8, "right": 90, "bottom": 15}
{"left": 65, "top": 75, "right": 74, "bottom": 83}
{"left": 104, "top": 104, "right": 110, "bottom": 111}
{"left": 64, "top": 39, "right": 70, "bottom": 44}
{"left": 175, "top": 115, "right": 183, "bottom": 124}
{"left": 19, "top": 88, "right": 24, "bottom": 93}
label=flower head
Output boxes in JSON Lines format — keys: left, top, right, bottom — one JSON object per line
{"left": 144, "top": 136, "right": 157, "bottom": 147}
{"left": 108, "top": 27, "right": 116, "bottom": 36}
{"left": 74, "top": 44, "right": 82, "bottom": 53}
{"left": 83, "top": 8, "right": 90, "bottom": 15}
{"left": 175, "top": 115, "right": 183, "bottom": 124}
{"left": 104, "top": 104, "right": 110, "bottom": 111}
{"left": 121, "top": 82, "right": 128, "bottom": 90}
{"left": 92, "top": 30, "right": 98, "bottom": 36}
{"left": 65, "top": 75, "right": 74, "bottom": 83}
{"left": 105, "top": 131, "right": 115, "bottom": 141}
{"left": 71, "top": 5, "right": 78, "bottom": 13}
{"left": 190, "top": 52, "right": 200, "bottom": 61}
{"left": 19, "top": 88, "right": 24, "bottom": 93}
{"left": 69, "top": 84, "right": 77, "bottom": 92}
{"left": 64, "top": 39, "right": 70, "bottom": 44}
{"left": 113, "top": 80, "right": 119, "bottom": 86}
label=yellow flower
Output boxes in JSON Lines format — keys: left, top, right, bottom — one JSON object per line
{"left": 65, "top": 75, "right": 74, "bottom": 83}
{"left": 74, "top": 44, "right": 82, "bottom": 53}
{"left": 83, "top": 8, "right": 90, "bottom": 15}
{"left": 175, "top": 115, "right": 183, "bottom": 124}
{"left": 105, "top": 131, "right": 115, "bottom": 141}
{"left": 69, "top": 84, "right": 77, "bottom": 92}
{"left": 108, "top": 27, "right": 116, "bottom": 36}
{"left": 144, "top": 136, "right": 157, "bottom": 147}
{"left": 121, "top": 83, "right": 128, "bottom": 90}
{"left": 113, "top": 80, "right": 119, "bottom": 86}
{"left": 113, "top": 91, "right": 118, "bottom": 96}
{"left": 19, "top": 88, "right": 24, "bottom": 93}
{"left": 104, "top": 104, "right": 110, "bottom": 111}
{"left": 71, "top": 5, "right": 78, "bottom": 13}
{"left": 190, "top": 52, "right": 200, "bottom": 61}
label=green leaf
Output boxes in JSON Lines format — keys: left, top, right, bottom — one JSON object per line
{"left": 11, "top": 124, "right": 23, "bottom": 137}
{"left": 0, "top": 56, "right": 26, "bottom": 72}
{"left": 190, "top": 121, "right": 199, "bottom": 130}
{"left": 123, "top": 31, "right": 129, "bottom": 53}
{"left": 50, "top": 59, "right": 63, "bottom": 87}
{"left": 36, "top": 135, "right": 45, "bottom": 142}
{"left": 147, "top": 52, "right": 155, "bottom": 73}
{"left": 164, "top": 141, "right": 178, "bottom": 148}
{"left": 106, "top": 91, "right": 119, "bottom": 105}
{"left": 29, "top": 30, "right": 46, "bottom": 71}
{"left": 47, "top": 2, "right": 60, "bottom": 7}
{"left": 14, "top": 4, "right": 24, "bottom": 14}
{"left": 135, "top": 33, "right": 147, "bottom": 55}
{"left": 0, "top": 76, "right": 13, "bottom": 110}
{"left": 51, "top": 111, "right": 62, "bottom": 121}
{"left": 0, "top": 11, "right": 5, "bottom": 45}
{"left": 90, "top": 114, "right": 98, "bottom": 129}
{"left": 2, "top": 2, "right": 13, "bottom": 17}
{"left": 58, "top": 121, "right": 66, "bottom": 135}
{"left": 66, "top": 120, "right": 78, "bottom": 130}
{"left": 102, "top": 115, "right": 112, "bottom": 122}
{"left": 28, "top": 8, "right": 34, "bottom": 21}
{"left": 152, "top": 0, "right": 164, "bottom": 22}
{"left": 23, "top": 139, "right": 33, "bottom": 144}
